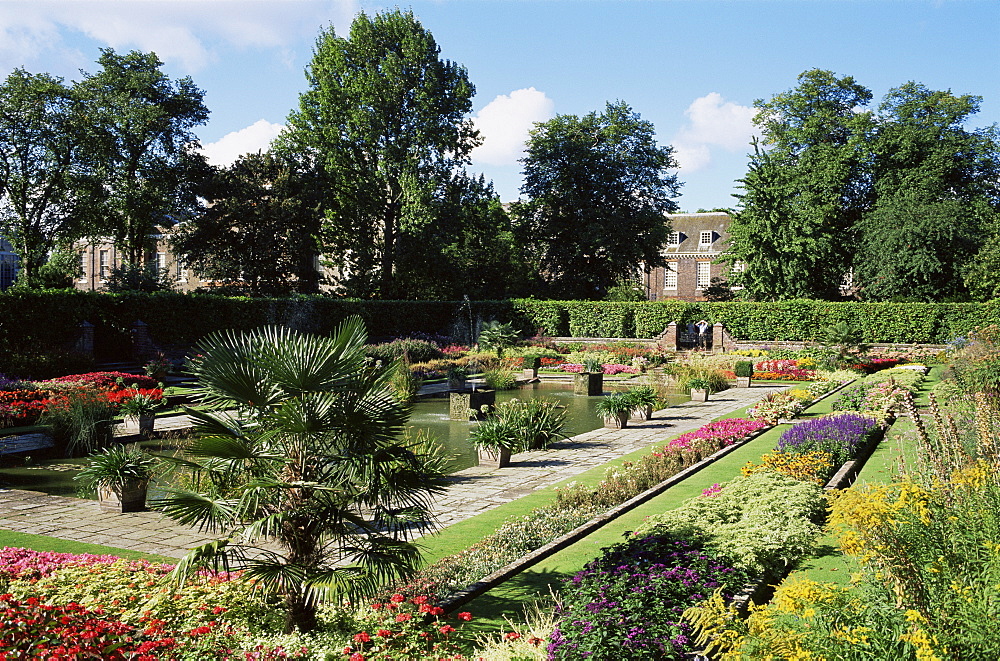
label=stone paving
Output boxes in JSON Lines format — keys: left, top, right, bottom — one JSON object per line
{"left": 0, "top": 385, "right": 783, "bottom": 558}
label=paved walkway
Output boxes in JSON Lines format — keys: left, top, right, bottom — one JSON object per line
{"left": 0, "top": 385, "right": 783, "bottom": 559}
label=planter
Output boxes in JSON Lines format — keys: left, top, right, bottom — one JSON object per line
{"left": 449, "top": 389, "right": 496, "bottom": 420}
{"left": 522, "top": 357, "right": 541, "bottom": 379}
{"left": 137, "top": 414, "right": 155, "bottom": 438}
{"left": 522, "top": 368, "right": 539, "bottom": 379}
{"left": 477, "top": 445, "right": 512, "bottom": 468}
{"left": 735, "top": 376, "right": 752, "bottom": 388}
{"left": 573, "top": 371, "right": 604, "bottom": 396}
{"left": 603, "top": 412, "right": 630, "bottom": 429}
{"left": 690, "top": 389, "right": 709, "bottom": 402}
{"left": 97, "top": 478, "right": 148, "bottom": 513}
{"left": 629, "top": 405, "right": 654, "bottom": 422}
{"left": 448, "top": 378, "right": 467, "bottom": 391}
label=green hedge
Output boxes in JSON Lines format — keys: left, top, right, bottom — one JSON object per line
{"left": 2, "top": 293, "right": 998, "bottom": 358}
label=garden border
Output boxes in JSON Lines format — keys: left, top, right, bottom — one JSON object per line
{"left": 438, "top": 378, "right": 858, "bottom": 613}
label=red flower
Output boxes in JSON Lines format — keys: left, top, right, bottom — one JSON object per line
{"left": 349, "top": 653, "right": 365, "bottom": 661}
{"left": 370, "top": 602, "right": 383, "bottom": 610}
{"left": 505, "top": 632, "right": 522, "bottom": 641}
{"left": 212, "top": 606, "right": 226, "bottom": 615}
{"left": 457, "top": 612, "right": 472, "bottom": 622}
{"left": 389, "top": 593, "right": 406, "bottom": 603}
{"left": 411, "top": 595, "right": 429, "bottom": 605}
{"left": 395, "top": 613, "right": 412, "bottom": 623}
{"left": 353, "top": 631, "right": 371, "bottom": 644}
{"left": 376, "top": 629, "right": 393, "bottom": 637}
{"left": 439, "top": 625, "right": 455, "bottom": 635}
{"left": 528, "top": 635, "right": 544, "bottom": 646}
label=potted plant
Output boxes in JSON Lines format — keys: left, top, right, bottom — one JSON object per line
{"left": 521, "top": 356, "right": 542, "bottom": 379}
{"left": 119, "top": 392, "right": 164, "bottom": 438}
{"left": 625, "top": 385, "right": 659, "bottom": 421}
{"left": 574, "top": 357, "right": 604, "bottom": 396}
{"left": 595, "top": 392, "right": 633, "bottom": 429}
{"left": 143, "top": 353, "right": 172, "bottom": 381}
{"left": 734, "top": 361, "right": 754, "bottom": 388}
{"left": 75, "top": 444, "right": 157, "bottom": 512}
{"left": 469, "top": 415, "right": 517, "bottom": 468}
{"left": 687, "top": 377, "right": 711, "bottom": 402}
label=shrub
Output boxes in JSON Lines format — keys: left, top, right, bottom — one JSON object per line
{"left": 549, "top": 533, "right": 747, "bottom": 660}
{"left": 734, "top": 361, "right": 754, "bottom": 378}
{"left": 365, "top": 338, "right": 444, "bottom": 364}
{"left": 40, "top": 387, "right": 119, "bottom": 456}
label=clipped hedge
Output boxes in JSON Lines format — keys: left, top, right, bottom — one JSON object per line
{"left": 3, "top": 292, "right": 998, "bottom": 357}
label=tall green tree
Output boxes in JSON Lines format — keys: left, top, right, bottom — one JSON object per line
{"left": 173, "top": 151, "right": 324, "bottom": 296}
{"left": 727, "top": 69, "right": 872, "bottom": 300}
{"left": 855, "top": 83, "right": 1000, "bottom": 301}
{"left": 77, "top": 49, "right": 209, "bottom": 267}
{"left": 284, "top": 10, "right": 480, "bottom": 298}
{"left": 0, "top": 69, "right": 93, "bottom": 284}
{"left": 160, "top": 320, "right": 448, "bottom": 633}
{"left": 512, "top": 101, "right": 680, "bottom": 299}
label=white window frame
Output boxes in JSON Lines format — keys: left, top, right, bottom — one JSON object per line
{"left": 155, "top": 252, "right": 166, "bottom": 273}
{"left": 699, "top": 231, "right": 714, "bottom": 249}
{"left": 664, "top": 261, "right": 678, "bottom": 290}
{"left": 78, "top": 251, "right": 87, "bottom": 282}
{"left": 696, "top": 261, "right": 711, "bottom": 289}
{"left": 667, "top": 231, "right": 681, "bottom": 247}
{"left": 99, "top": 250, "right": 110, "bottom": 281}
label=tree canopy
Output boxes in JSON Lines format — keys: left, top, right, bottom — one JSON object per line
{"left": 283, "top": 10, "right": 480, "bottom": 298}
{"left": 512, "top": 101, "right": 680, "bottom": 299}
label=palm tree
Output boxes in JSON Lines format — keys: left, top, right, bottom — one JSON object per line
{"left": 156, "top": 318, "right": 449, "bottom": 632}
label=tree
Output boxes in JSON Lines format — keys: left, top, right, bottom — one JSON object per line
{"left": 965, "top": 233, "right": 1000, "bottom": 300}
{"left": 0, "top": 69, "right": 92, "bottom": 285}
{"left": 172, "top": 151, "right": 324, "bottom": 296}
{"left": 855, "top": 83, "right": 1000, "bottom": 301}
{"left": 727, "top": 70, "right": 872, "bottom": 300}
{"left": 77, "top": 49, "right": 209, "bottom": 267}
{"left": 283, "top": 10, "right": 480, "bottom": 298}
{"left": 512, "top": 101, "right": 680, "bottom": 299}
{"left": 159, "top": 319, "right": 448, "bottom": 633}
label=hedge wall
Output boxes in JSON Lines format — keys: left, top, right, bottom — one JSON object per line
{"left": 2, "top": 292, "right": 997, "bottom": 358}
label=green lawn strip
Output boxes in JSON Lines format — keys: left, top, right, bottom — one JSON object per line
{"left": 459, "top": 426, "right": 787, "bottom": 632}
{"left": 0, "top": 528, "right": 175, "bottom": 564}
{"left": 418, "top": 394, "right": 782, "bottom": 565}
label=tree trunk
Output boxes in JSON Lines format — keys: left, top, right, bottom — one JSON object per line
{"left": 283, "top": 592, "right": 318, "bottom": 633}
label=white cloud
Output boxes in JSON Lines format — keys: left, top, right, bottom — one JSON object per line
{"left": 200, "top": 119, "right": 285, "bottom": 166}
{"left": 671, "top": 92, "right": 757, "bottom": 172}
{"left": 0, "top": 0, "right": 361, "bottom": 73}
{"left": 471, "top": 87, "right": 554, "bottom": 167}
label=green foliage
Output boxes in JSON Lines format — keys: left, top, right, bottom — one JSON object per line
{"left": 734, "top": 361, "right": 754, "bottom": 378}
{"left": 102, "top": 263, "right": 174, "bottom": 293}
{"left": 478, "top": 320, "right": 519, "bottom": 359}
{"left": 74, "top": 444, "right": 157, "bottom": 494}
{"left": 40, "top": 388, "right": 118, "bottom": 457}
{"left": 605, "top": 278, "right": 647, "bottom": 302}
{"left": 283, "top": 9, "right": 480, "bottom": 299}
{"left": 365, "top": 338, "right": 444, "bottom": 364}
{"left": 76, "top": 49, "right": 209, "bottom": 267}
{"left": 172, "top": 151, "right": 323, "bottom": 296}
{"left": 468, "top": 398, "right": 567, "bottom": 453}
{"left": 511, "top": 101, "right": 680, "bottom": 299}
{"left": 964, "top": 233, "right": 1000, "bottom": 301}
{"left": 594, "top": 392, "right": 633, "bottom": 418}
{"left": 637, "top": 472, "right": 825, "bottom": 574}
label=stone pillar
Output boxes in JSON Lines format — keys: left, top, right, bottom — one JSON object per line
{"left": 449, "top": 389, "right": 496, "bottom": 420}
{"left": 74, "top": 321, "right": 94, "bottom": 358}
{"left": 712, "top": 323, "right": 725, "bottom": 352}
{"left": 131, "top": 320, "right": 155, "bottom": 362}
{"left": 659, "top": 321, "right": 679, "bottom": 351}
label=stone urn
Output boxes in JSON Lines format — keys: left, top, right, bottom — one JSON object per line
{"left": 735, "top": 376, "right": 752, "bottom": 388}
{"left": 97, "top": 479, "right": 149, "bottom": 513}
{"left": 522, "top": 356, "right": 541, "bottom": 379}
{"left": 449, "top": 388, "right": 496, "bottom": 420}
{"left": 690, "top": 388, "right": 709, "bottom": 402}
{"left": 573, "top": 372, "right": 603, "bottom": 396}
{"left": 477, "top": 445, "right": 512, "bottom": 468}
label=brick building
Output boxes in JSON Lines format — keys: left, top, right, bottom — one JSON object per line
{"left": 644, "top": 211, "right": 739, "bottom": 301}
{"left": 74, "top": 232, "right": 200, "bottom": 293}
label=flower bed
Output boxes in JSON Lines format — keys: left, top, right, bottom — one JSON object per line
{"left": 558, "top": 363, "right": 639, "bottom": 375}
{"left": 549, "top": 534, "right": 747, "bottom": 660}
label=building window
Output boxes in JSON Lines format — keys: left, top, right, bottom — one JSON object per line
{"left": 667, "top": 231, "right": 681, "bottom": 247}
{"left": 78, "top": 251, "right": 87, "bottom": 281}
{"left": 99, "top": 250, "right": 110, "bottom": 280}
{"left": 155, "top": 252, "right": 166, "bottom": 273}
{"left": 664, "top": 262, "right": 677, "bottom": 289}
{"left": 699, "top": 231, "right": 714, "bottom": 249}
{"left": 731, "top": 260, "right": 747, "bottom": 273}
{"left": 696, "top": 261, "right": 711, "bottom": 289}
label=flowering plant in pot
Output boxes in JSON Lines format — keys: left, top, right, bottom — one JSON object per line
{"left": 595, "top": 392, "right": 633, "bottom": 429}
{"left": 118, "top": 391, "right": 164, "bottom": 438}
{"left": 624, "top": 385, "right": 658, "bottom": 421}
{"left": 75, "top": 444, "right": 157, "bottom": 512}
{"left": 686, "top": 377, "right": 711, "bottom": 402}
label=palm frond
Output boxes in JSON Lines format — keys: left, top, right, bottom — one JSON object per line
{"left": 153, "top": 489, "right": 239, "bottom": 532}
{"left": 168, "top": 539, "right": 233, "bottom": 587}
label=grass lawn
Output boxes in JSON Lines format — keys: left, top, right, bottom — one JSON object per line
{"left": 0, "top": 528, "right": 175, "bottom": 564}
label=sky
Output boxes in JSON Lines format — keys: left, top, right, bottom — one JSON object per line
{"left": 1, "top": 0, "right": 997, "bottom": 211}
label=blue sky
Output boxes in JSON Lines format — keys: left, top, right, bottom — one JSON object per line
{"left": 1, "top": 0, "right": 997, "bottom": 210}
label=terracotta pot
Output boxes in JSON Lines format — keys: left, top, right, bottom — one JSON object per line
{"left": 97, "top": 478, "right": 148, "bottom": 513}
{"left": 477, "top": 445, "right": 512, "bottom": 468}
